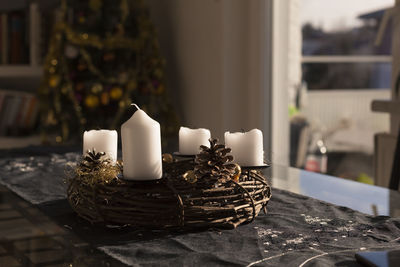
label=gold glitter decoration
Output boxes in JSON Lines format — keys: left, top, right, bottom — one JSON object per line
{"left": 162, "top": 153, "right": 173, "bottom": 163}
{"left": 72, "top": 150, "right": 121, "bottom": 189}
{"left": 232, "top": 164, "right": 241, "bottom": 182}
{"left": 183, "top": 170, "right": 197, "bottom": 184}
{"left": 59, "top": 23, "right": 140, "bottom": 50}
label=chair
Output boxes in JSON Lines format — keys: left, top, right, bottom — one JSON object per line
{"left": 389, "top": 126, "right": 400, "bottom": 190}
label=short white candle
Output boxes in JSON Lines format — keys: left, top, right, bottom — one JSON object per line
{"left": 83, "top": 130, "right": 118, "bottom": 163}
{"left": 121, "top": 105, "right": 162, "bottom": 180}
{"left": 224, "top": 129, "right": 264, "bottom": 166}
{"left": 179, "top": 126, "right": 211, "bottom": 155}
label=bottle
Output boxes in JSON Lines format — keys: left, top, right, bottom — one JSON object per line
{"left": 304, "top": 132, "right": 328, "bottom": 173}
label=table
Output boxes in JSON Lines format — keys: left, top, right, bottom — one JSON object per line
{"left": 268, "top": 165, "right": 400, "bottom": 218}
{"left": 0, "top": 147, "right": 400, "bottom": 266}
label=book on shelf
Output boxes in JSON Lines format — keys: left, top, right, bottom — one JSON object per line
{"left": 0, "top": 90, "right": 39, "bottom": 136}
{"left": 29, "top": 3, "right": 40, "bottom": 66}
{"left": 0, "top": 10, "right": 29, "bottom": 65}
{"left": 0, "top": 2, "right": 51, "bottom": 66}
{"left": 9, "top": 11, "right": 27, "bottom": 64}
{"left": 1, "top": 13, "right": 8, "bottom": 65}
{"left": 0, "top": 94, "right": 12, "bottom": 135}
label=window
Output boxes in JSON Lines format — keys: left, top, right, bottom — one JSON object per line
{"left": 301, "top": 0, "right": 393, "bottom": 90}
{"left": 294, "top": 0, "right": 394, "bottom": 179}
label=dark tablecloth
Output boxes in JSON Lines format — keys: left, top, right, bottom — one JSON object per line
{"left": 1, "top": 149, "right": 400, "bottom": 266}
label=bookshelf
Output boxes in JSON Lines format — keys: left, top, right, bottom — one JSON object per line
{"left": 0, "top": 2, "right": 44, "bottom": 77}
{"left": 0, "top": 66, "right": 42, "bottom": 77}
{"left": 0, "top": 1, "right": 56, "bottom": 148}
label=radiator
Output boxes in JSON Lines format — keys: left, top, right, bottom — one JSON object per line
{"left": 302, "top": 89, "right": 390, "bottom": 154}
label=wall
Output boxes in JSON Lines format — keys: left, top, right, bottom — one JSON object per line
{"left": 147, "top": 0, "right": 270, "bottom": 141}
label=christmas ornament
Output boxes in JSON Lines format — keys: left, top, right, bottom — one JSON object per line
{"left": 49, "top": 75, "right": 60, "bottom": 88}
{"left": 61, "top": 86, "right": 69, "bottom": 94}
{"left": 101, "top": 92, "right": 109, "bottom": 105}
{"left": 156, "top": 84, "right": 165, "bottom": 94}
{"left": 77, "top": 62, "right": 87, "bottom": 71}
{"left": 110, "top": 87, "right": 123, "bottom": 100}
{"left": 126, "top": 80, "right": 137, "bottom": 91}
{"left": 118, "top": 100, "right": 126, "bottom": 108}
{"left": 46, "top": 111, "right": 57, "bottom": 125}
{"left": 118, "top": 72, "right": 128, "bottom": 84}
{"left": 89, "top": 0, "right": 103, "bottom": 11}
{"left": 75, "top": 83, "right": 85, "bottom": 91}
{"left": 85, "top": 95, "right": 99, "bottom": 108}
{"left": 91, "top": 83, "right": 103, "bottom": 94}
{"left": 103, "top": 52, "right": 115, "bottom": 62}
{"left": 64, "top": 45, "right": 79, "bottom": 58}
{"left": 153, "top": 68, "right": 163, "bottom": 79}
{"left": 48, "top": 67, "right": 56, "bottom": 74}
{"left": 115, "top": 23, "right": 125, "bottom": 36}
{"left": 78, "top": 15, "right": 86, "bottom": 24}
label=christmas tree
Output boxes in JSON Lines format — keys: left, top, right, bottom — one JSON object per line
{"left": 39, "top": 0, "right": 177, "bottom": 143}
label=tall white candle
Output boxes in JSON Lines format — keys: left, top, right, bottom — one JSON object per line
{"left": 179, "top": 127, "right": 211, "bottom": 155}
{"left": 224, "top": 129, "right": 264, "bottom": 166}
{"left": 83, "top": 130, "right": 118, "bottom": 163}
{"left": 121, "top": 106, "right": 162, "bottom": 180}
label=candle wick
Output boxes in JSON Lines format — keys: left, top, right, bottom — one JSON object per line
{"left": 131, "top": 103, "right": 140, "bottom": 111}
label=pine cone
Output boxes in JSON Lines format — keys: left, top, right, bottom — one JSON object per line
{"left": 80, "top": 149, "right": 111, "bottom": 173}
{"left": 194, "top": 138, "right": 236, "bottom": 184}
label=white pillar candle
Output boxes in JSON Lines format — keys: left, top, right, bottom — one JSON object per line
{"left": 224, "top": 129, "right": 264, "bottom": 166}
{"left": 83, "top": 130, "right": 118, "bottom": 163}
{"left": 121, "top": 106, "right": 162, "bottom": 180}
{"left": 179, "top": 126, "right": 211, "bottom": 155}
